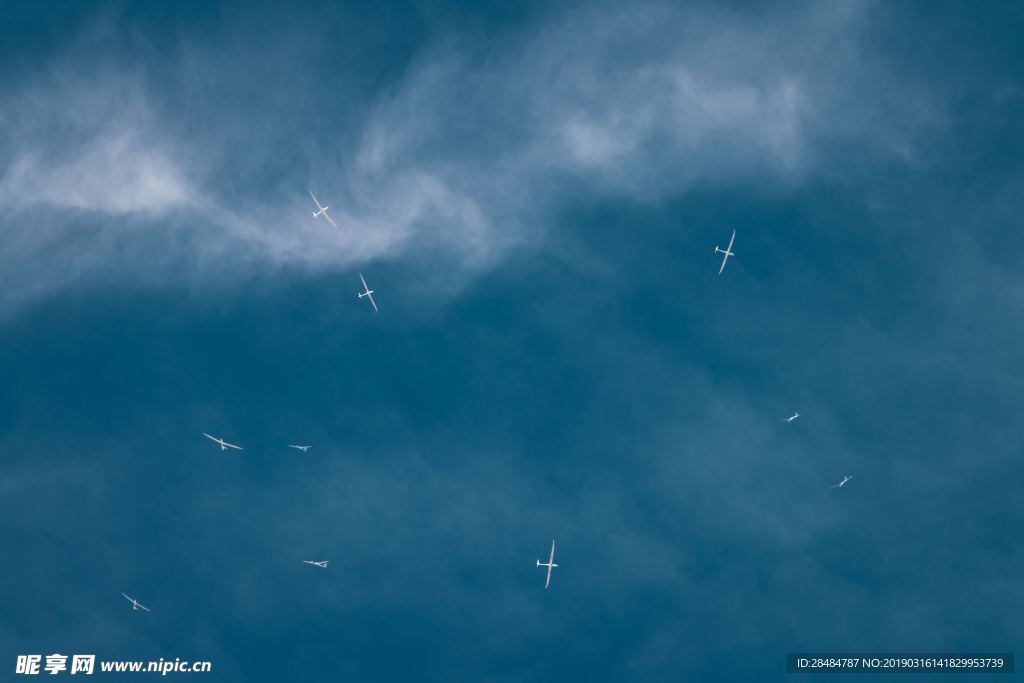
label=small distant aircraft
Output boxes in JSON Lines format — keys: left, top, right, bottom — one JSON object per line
{"left": 783, "top": 412, "right": 800, "bottom": 423}
{"left": 121, "top": 593, "right": 151, "bottom": 612}
{"left": 830, "top": 475, "right": 853, "bottom": 489}
{"left": 303, "top": 560, "right": 329, "bottom": 568}
{"left": 289, "top": 445, "right": 312, "bottom": 452}
{"left": 358, "top": 273, "right": 378, "bottom": 313}
{"left": 309, "top": 191, "right": 339, "bottom": 230}
{"left": 715, "top": 229, "right": 736, "bottom": 274}
{"left": 536, "top": 540, "right": 558, "bottom": 589}
{"left": 202, "top": 433, "right": 243, "bottom": 451}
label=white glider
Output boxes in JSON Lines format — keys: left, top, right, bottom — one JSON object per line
{"left": 715, "top": 229, "right": 736, "bottom": 274}
{"left": 121, "top": 593, "right": 151, "bottom": 612}
{"left": 783, "top": 412, "right": 800, "bottom": 423}
{"left": 202, "top": 433, "right": 243, "bottom": 451}
{"left": 358, "top": 273, "right": 378, "bottom": 313}
{"left": 303, "top": 560, "right": 329, "bottom": 568}
{"left": 830, "top": 475, "right": 853, "bottom": 489}
{"left": 536, "top": 540, "right": 558, "bottom": 589}
{"left": 289, "top": 445, "right": 312, "bottom": 452}
{"left": 309, "top": 191, "right": 339, "bottom": 230}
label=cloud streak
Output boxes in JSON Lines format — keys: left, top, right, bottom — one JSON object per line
{"left": 0, "top": 1, "right": 944, "bottom": 316}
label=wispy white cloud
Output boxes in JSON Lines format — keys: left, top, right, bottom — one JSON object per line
{"left": 3, "top": 133, "right": 191, "bottom": 216}
{"left": 0, "top": 0, "right": 943, "bottom": 315}
{"left": 0, "top": 69, "right": 195, "bottom": 215}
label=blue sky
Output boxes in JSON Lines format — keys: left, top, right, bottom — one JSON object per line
{"left": 1, "top": 1, "right": 1022, "bottom": 680}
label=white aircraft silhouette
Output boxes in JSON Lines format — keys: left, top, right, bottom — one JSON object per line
{"left": 309, "top": 191, "right": 339, "bottom": 230}
{"left": 715, "top": 229, "right": 736, "bottom": 274}
{"left": 783, "top": 412, "right": 800, "bottom": 423}
{"left": 121, "top": 593, "right": 151, "bottom": 612}
{"left": 303, "top": 560, "right": 329, "bottom": 568}
{"left": 830, "top": 475, "right": 853, "bottom": 489}
{"left": 289, "top": 445, "right": 312, "bottom": 452}
{"left": 202, "top": 433, "right": 243, "bottom": 451}
{"left": 536, "top": 540, "right": 558, "bottom": 589}
{"left": 358, "top": 273, "right": 378, "bottom": 313}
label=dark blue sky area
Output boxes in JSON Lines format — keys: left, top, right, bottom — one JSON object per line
{"left": 1, "top": 2, "right": 1022, "bottom": 681}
